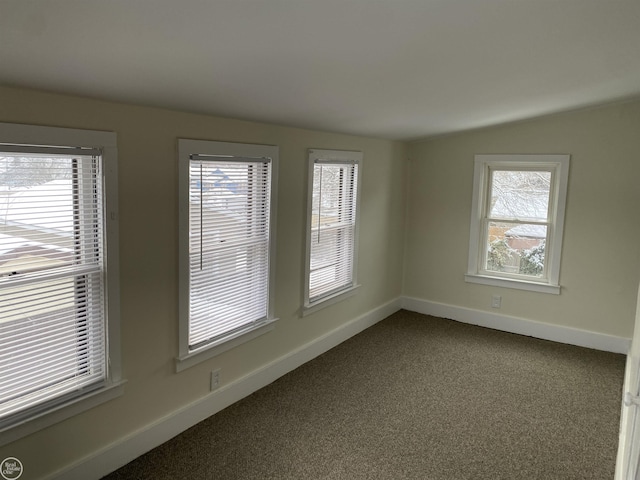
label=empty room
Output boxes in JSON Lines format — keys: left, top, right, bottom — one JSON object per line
{"left": 1, "top": 2, "right": 640, "bottom": 479}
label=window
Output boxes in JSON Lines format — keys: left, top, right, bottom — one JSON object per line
{"left": 304, "top": 149, "right": 361, "bottom": 312}
{"left": 177, "top": 139, "right": 278, "bottom": 370}
{"left": 466, "top": 154, "right": 570, "bottom": 294}
{"left": 0, "top": 123, "right": 121, "bottom": 444}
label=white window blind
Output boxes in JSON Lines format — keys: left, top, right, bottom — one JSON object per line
{"left": 186, "top": 154, "right": 273, "bottom": 351}
{"left": 306, "top": 150, "right": 361, "bottom": 306}
{"left": 0, "top": 149, "right": 107, "bottom": 426}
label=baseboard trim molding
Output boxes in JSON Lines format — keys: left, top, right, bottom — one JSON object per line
{"left": 401, "top": 296, "right": 631, "bottom": 354}
{"left": 49, "top": 297, "right": 402, "bottom": 480}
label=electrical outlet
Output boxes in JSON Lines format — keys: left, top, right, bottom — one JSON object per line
{"left": 210, "top": 369, "right": 221, "bottom": 391}
{"left": 491, "top": 295, "right": 502, "bottom": 309}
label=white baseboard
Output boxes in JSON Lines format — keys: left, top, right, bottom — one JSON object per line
{"left": 48, "top": 297, "right": 402, "bottom": 480}
{"left": 402, "top": 296, "right": 631, "bottom": 354}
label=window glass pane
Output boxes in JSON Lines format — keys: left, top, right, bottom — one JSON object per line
{"left": 309, "top": 228, "right": 353, "bottom": 294}
{"left": 485, "top": 221, "right": 547, "bottom": 277}
{"left": 312, "top": 165, "right": 345, "bottom": 224}
{"left": 0, "top": 272, "right": 105, "bottom": 419}
{"left": 489, "top": 170, "right": 551, "bottom": 222}
{"left": 188, "top": 159, "right": 271, "bottom": 350}
{"left": 308, "top": 162, "right": 358, "bottom": 302}
{"left": 0, "top": 152, "right": 106, "bottom": 424}
{"left": 0, "top": 156, "right": 77, "bottom": 275}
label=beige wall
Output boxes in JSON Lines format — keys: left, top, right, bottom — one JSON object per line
{"left": 0, "top": 86, "right": 407, "bottom": 478}
{"left": 404, "top": 99, "right": 640, "bottom": 338}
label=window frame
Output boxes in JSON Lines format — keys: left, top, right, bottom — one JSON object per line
{"left": 465, "top": 154, "right": 570, "bottom": 294}
{"left": 0, "top": 122, "right": 122, "bottom": 446}
{"left": 177, "top": 139, "right": 278, "bottom": 371}
{"left": 303, "top": 149, "right": 362, "bottom": 315}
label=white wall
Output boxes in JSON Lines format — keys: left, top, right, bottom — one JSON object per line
{"left": 0, "top": 86, "right": 407, "bottom": 479}
{"left": 404, "top": 100, "right": 640, "bottom": 339}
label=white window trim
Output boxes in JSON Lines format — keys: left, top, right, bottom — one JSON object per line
{"left": 465, "top": 154, "right": 570, "bottom": 294}
{"left": 303, "top": 149, "right": 362, "bottom": 314}
{"left": 177, "top": 139, "right": 278, "bottom": 371}
{"left": 302, "top": 284, "right": 360, "bottom": 317}
{"left": 0, "top": 122, "right": 122, "bottom": 446}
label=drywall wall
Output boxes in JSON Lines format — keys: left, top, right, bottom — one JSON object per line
{"left": 404, "top": 99, "right": 640, "bottom": 338}
{"left": 0, "top": 86, "right": 407, "bottom": 478}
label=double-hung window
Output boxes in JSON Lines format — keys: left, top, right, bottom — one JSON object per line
{"left": 0, "top": 123, "right": 121, "bottom": 443}
{"left": 304, "top": 149, "right": 362, "bottom": 312}
{"left": 465, "top": 154, "right": 570, "bottom": 294}
{"left": 177, "top": 139, "right": 278, "bottom": 370}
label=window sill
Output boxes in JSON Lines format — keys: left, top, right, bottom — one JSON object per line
{"left": 176, "top": 318, "right": 278, "bottom": 373}
{"left": 0, "top": 380, "right": 126, "bottom": 447}
{"left": 303, "top": 284, "right": 361, "bottom": 317}
{"left": 464, "top": 274, "right": 560, "bottom": 295}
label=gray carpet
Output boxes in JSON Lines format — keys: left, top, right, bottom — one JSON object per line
{"left": 103, "top": 310, "right": 625, "bottom": 479}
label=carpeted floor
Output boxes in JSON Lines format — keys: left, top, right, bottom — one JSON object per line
{"left": 103, "top": 310, "right": 625, "bottom": 479}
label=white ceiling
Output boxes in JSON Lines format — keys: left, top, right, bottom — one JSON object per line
{"left": 1, "top": 1, "right": 639, "bottom": 141}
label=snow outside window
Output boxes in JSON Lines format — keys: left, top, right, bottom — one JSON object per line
{"left": 465, "top": 154, "right": 570, "bottom": 294}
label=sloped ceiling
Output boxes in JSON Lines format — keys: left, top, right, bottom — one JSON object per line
{"left": 1, "top": 0, "right": 639, "bottom": 140}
